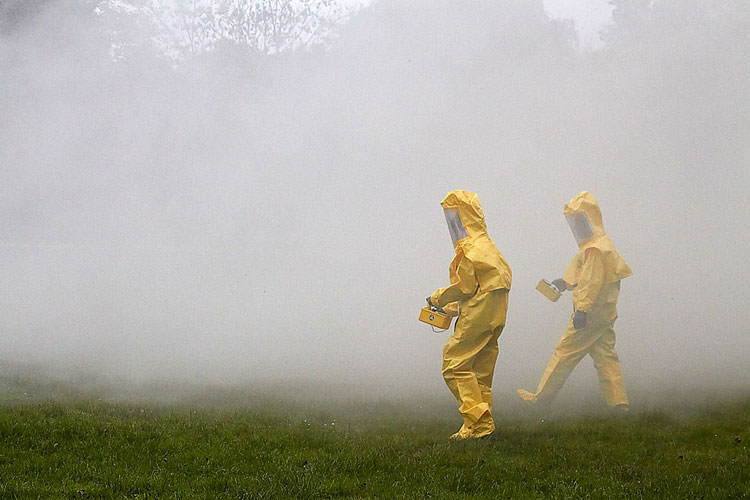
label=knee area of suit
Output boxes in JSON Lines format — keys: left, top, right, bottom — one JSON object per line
{"left": 442, "top": 367, "right": 474, "bottom": 379}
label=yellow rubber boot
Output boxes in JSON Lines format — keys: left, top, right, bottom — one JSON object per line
{"left": 517, "top": 389, "right": 537, "bottom": 404}
{"left": 449, "top": 412, "right": 495, "bottom": 440}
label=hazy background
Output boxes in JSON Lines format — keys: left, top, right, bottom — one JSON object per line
{"left": 1, "top": 0, "right": 748, "bottom": 409}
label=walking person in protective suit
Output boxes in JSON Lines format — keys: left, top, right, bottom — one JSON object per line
{"left": 518, "top": 191, "right": 631, "bottom": 411}
{"left": 428, "top": 190, "right": 512, "bottom": 439}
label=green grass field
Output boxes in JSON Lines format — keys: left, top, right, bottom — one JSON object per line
{"left": 1, "top": 375, "right": 748, "bottom": 499}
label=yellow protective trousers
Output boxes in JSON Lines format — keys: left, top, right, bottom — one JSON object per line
{"left": 532, "top": 317, "right": 628, "bottom": 407}
{"left": 442, "top": 289, "right": 508, "bottom": 430}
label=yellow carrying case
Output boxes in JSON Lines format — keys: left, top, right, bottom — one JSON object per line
{"left": 419, "top": 307, "right": 452, "bottom": 329}
{"left": 536, "top": 279, "right": 562, "bottom": 302}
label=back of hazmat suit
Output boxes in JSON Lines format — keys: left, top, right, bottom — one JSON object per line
{"left": 518, "top": 191, "right": 632, "bottom": 409}
{"left": 429, "top": 190, "right": 512, "bottom": 439}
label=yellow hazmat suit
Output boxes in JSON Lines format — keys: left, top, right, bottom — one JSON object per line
{"left": 519, "top": 192, "right": 632, "bottom": 408}
{"left": 430, "top": 190, "right": 512, "bottom": 439}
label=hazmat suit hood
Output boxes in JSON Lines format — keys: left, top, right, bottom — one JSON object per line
{"left": 563, "top": 191, "right": 605, "bottom": 249}
{"left": 563, "top": 191, "right": 632, "bottom": 286}
{"left": 441, "top": 190, "right": 488, "bottom": 241}
{"left": 440, "top": 190, "right": 511, "bottom": 292}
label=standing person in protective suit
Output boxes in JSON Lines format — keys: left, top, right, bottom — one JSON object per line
{"left": 518, "top": 191, "right": 632, "bottom": 411}
{"left": 428, "top": 190, "right": 512, "bottom": 439}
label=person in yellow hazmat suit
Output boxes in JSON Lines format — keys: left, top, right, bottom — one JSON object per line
{"left": 428, "top": 190, "right": 512, "bottom": 439}
{"left": 518, "top": 191, "right": 632, "bottom": 411}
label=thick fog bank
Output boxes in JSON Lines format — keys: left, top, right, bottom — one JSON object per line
{"left": 1, "top": 0, "right": 748, "bottom": 406}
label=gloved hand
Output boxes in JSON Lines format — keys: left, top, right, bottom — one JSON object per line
{"left": 552, "top": 278, "right": 567, "bottom": 292}
{"left": 573, "top": 310, "right": 587, "bottom": 329}
{"left": 426, "top": 297, "right": 445, "bottom": 314}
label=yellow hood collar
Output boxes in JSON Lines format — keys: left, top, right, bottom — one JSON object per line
{"left": 440, "top": 190, "right": 487, "bottom": 238}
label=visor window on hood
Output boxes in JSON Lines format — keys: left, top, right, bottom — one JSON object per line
{"left": 444, "top": 208, "right": 468, "bottom": 246}
{"left": 566, "top": 212, "right": 594, "bottom": 245}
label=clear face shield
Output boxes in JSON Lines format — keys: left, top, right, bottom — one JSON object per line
{"left": 444, "top": 208, "right": 468, "bottom": 246}
{"left": 566, "top": 212, "right": 594, "bottom": 245}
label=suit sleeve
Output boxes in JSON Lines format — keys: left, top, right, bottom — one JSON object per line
{"left": 573, "top": 248, "right": 605, "bottom": 312}
{"left": 430, "top": 256, "right": 478, "bottom": 308}
{"left": 442, "top": 301, "right": 459, "bottom": 318}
